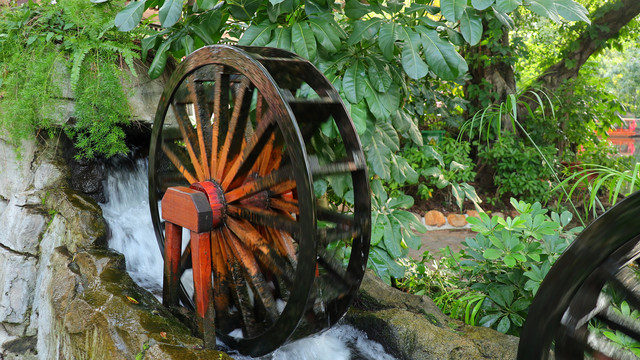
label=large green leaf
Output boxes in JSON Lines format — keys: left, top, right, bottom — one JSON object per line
{"left": 554, "top": 0, "right": 590, "bottom": 23}
{"left": 460, "top": 8, "right": 482, "bottom": 46}
{"left": 238, "top": 22, "right": 275, "bottom": 46}
{"left": 378, "top": 22, "right": 397, "bottom": 61}
{"left": 472, "top": 0, "right": 494, "bottom": 10}
{"left": 376, "top": 120, "right": 399, "bottom": 152}
{"left": 364, "top": 77, "right": 391, "bottom": 121}
{"left": 159, "top": 0, "right": 183, "bottom": 28}
{"left": 229, "top": 0, "right": 261, "bottom": 20}
{"left": 440, "top": 0, "right": 467, "bottom": 22}
{"left": 345, "top": 0, "right": 370, "bottom": 19}
{"left": 366, "top": 133, "right": 392, "bottom": 179}
{"left": 492, "top": 7, "right": 515, "bottom": 29}
{"left": 267, "top": 0, "right": 294, "bottom": 22}
{"left": 367, "top": 57, "right": 392, "bottom": 92}
{"left": 308, "top": 16, "right": 341, "bottom": 52}
{"left": 115, "top": 0, "right": 146, "bottom": 32}
{"left": 494, "top": 0, "right": 521, "bottom": 13}
{"left": 292, "top": 22, "right": 316, "bottom": 60}
{"left": 398, "top": 27, "right": 429, "bottom": 80}
{"left": 383, "top": 220, "right": 403, "bottom": 258}
{"left": 347, "top": 18, "right": 383, "bottom": 45}
{"left": 525, "top": 0, "right": 559, "bottom": 22}
{"left": 379, "top": 83, "right": 400, "bottom": 115}
{"left": 267, "top": 27, "right": 292, "bottom": 51}
{"left": 345, "top": 101, "right": 368, "bottom": 135}
{"left": 343, "top": 60, "right": 367, "bottom": 104}
{"left": 418, "top": 26, "right": 468, "bottom": 80}
{"left": 149, "top": 38, "right": 172, "bottom": 79}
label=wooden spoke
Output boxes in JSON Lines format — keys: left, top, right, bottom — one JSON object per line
{"left": 264, "top": 227, "right": 297, "bottom": 267}
{"left": 227, "top": 204, "right": 299, "bottom": 235}
{"left": 210, "top": 66, "right": 230, "bottom": 178}
{"left": 270, "top": 197, "right": 299, "bottom": 215}
{"left": 171, "top": 103, "right": 205, "bottom": 180}
{"left": 317, "top": 227, "right": 360, "bottom": 250}
{"left": 212, "top": 231, "right": 232, "bottom": 329}
{"left": 317, "top": 206, "right": 355, "bottom": 226}
{"left": 227, "top": 256, "right": 259, "bottom": 338}
{"left": 220, "top": 110, "right": 277, "bottom": 190}
{"left": 317, "top": 249, "right": 357, "bottom": 290}
{"left": 310, "top": 157, "right": 366, "bottom": 177}
{"left": 610, "top": 267, "right": 640, "bottom": 310}
{"left": 216, "top": 77, "right": 254, "bottom": 180}
{"left": 186, "top": 78, "right": 212, "bottom": 178}
{"left": 222, "top": 226, "right": 280, "bottom": 323}
{"left": 225, "top": 166, "right": 294, "bottom": 203}
{"left": 226, "top": 218, "right": 295, "bottom": 283}
{"left": 161, "top": 143, "right": 198, "bottom": 184}
{"left": 595, "top": 305, "right": 640, "bottom": 342}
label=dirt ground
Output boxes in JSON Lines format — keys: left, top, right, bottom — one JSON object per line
{"left": 408, "top": 229, "right": 476, "bottom": 260}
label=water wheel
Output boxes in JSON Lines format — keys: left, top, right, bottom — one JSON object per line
{"left": 148, "top": 45, "right": 371, "bottom": 356}
{"left": 518, "top": 191, "right": 640, "bottom": 359}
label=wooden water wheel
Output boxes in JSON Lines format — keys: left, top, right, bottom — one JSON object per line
{"left": 148, "top": 45, "right": 371, "bottom": 356}
{"left": 518, "top": 191, "right": 640, "bottom": 359}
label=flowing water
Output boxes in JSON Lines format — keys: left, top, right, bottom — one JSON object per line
{"left": 100, "top": 158, "right": 397, "bottom": 360}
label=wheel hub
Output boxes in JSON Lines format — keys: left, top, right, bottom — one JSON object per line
{"left": 190, "top": 180, "right": 226, "bottom": 228}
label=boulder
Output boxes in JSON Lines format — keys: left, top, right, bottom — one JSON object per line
{"left": 447, "top": 213, "right": 467, "bottom": 227}
{"left": 0, "top": 192, "right": 47, "bottom": 255}
{"left": 347, "top": 271, "right": 518, "bottom": 360}
{"left": 424, "top": 210, "right": 446, "bottom": 227}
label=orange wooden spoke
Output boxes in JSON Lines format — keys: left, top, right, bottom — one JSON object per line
{"left": 161, "top": 143, "right": 198, "bottom": 184}
{"left": 270, "top": 197, "right": 299, "bottom": 215}
{"left": 227, "top": 204, "right": 298, "bottom": 235}
{"left": 266, "top": 144, "right": 283, "bottom": 174}
{"left": 216, "top": 77, "right": 254, "bottom": 181}
{"left": 210, "top": 66, "right": 229, "bottom": 179}
{"left": 255, "top": 132, "right": 275, "bottom": 176}
{"left": 226, "top": 218, "right": 295, "bottom": 282}
{"left": 224, "top": 166, "right": 294, "bottom": 203}
{"left": 222, "top": 226, "right": 280, "bottom": 323}
{"left": 270, "top": 179, "right": 297, "bottom": 195}
{"left": 220, "top": 110, "right": 277, "bottom": 190}
{"left": 264, "top": 227, "right": 297, "bottom": 267}
{"left": 187, "top": 79, "right": 212, "bottom": 178}
{"left": 211, "top": 231, "right": 232, "bottom": 326}
{"left": 255, "top": 92, "right": 264, "bottom": 125}
{"left": 171, "top": 103, "right": 205, "bottom": 180}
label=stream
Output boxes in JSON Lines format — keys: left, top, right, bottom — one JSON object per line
{"left": 100, "top": 158, "right": 397, "bottom": 360}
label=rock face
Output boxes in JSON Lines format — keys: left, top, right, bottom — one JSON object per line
{"left": 347, "top": 271, "right": 519, "bottom": 360}
{"left": 0, "top": 134, "right": 232, "bottom": 359}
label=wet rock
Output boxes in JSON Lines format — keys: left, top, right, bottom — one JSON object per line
{"left": 69, "top": 158, "right": 106, "bottom": 203}
{"left": 348, "top": 270, "right": 518, "bottom": 360}
{"left": 42, "top": 247, "right": 231, "bottom": 360}
{"left": 424, "top": 210, "right": 446, "bottom": 227}
{"left": 447, "top": 213, "right": 467, "bottom": 227}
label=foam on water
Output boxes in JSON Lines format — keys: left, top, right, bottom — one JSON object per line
{"left": 100, "top": 158, "right": 397, "bottom": 360}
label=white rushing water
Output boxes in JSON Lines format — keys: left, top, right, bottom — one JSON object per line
{"left": 100, "top": 158, "right": 397, "bottom": 360}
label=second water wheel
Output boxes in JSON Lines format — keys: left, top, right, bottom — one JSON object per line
{"left": 148, "top": 45, "right": 371, "bottom": 356}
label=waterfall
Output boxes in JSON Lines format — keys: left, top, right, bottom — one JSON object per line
{"left": 100, "top": 158, "right": 397, "bottom": 360}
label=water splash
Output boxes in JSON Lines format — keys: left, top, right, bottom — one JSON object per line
{"left": 100, "top": 158, "right": 397, "bottom": 360}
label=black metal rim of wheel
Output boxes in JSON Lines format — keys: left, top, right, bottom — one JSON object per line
{"left": 517, "top": 191, "right": 640, "bottom": 359}
{"left": 148, "top": 45, "right": 371, "bottom": 356}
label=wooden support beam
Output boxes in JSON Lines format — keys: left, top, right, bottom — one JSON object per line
{"left": 161, "top": 186, "right": 214, "bottom": 233}
{"left": 163, "top": 222, "right": 182, "bottom": 307}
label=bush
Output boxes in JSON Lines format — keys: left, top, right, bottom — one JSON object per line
{"left": 398, "top": 198, "right": 583, "bottom": 335}
{"left": 477, "top": 135, "right": 557, "bottom": 204}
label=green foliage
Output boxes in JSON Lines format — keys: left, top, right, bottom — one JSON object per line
{"left": 400, "top": 198, "right": 583, "bottom": 335}
{"left": 369, "top": 179, "right": 426, "bottom": 284}
{"left": 0, "top": 0, "right": 142, "bottom": 159}
{"left": 478, "top": 135, "right": 557, "bottom": 204}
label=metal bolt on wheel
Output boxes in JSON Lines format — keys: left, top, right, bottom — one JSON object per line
{"left": 148, "top": 45, "right": 371, "bottom": 356}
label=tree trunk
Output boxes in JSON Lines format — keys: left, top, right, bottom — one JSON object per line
{"left": 520, "top": 0, "right": 640, "bottom": 117}
{"left": 464, "top": 24, "right": 517, "bottom": 131}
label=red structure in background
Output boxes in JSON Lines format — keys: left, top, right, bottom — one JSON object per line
{"left": 608, "top": 117, "right": 638, "bottom": 157}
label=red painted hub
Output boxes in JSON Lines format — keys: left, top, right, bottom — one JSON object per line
{"left": 190, "top": 181, "right": 226, "bottom": 228}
